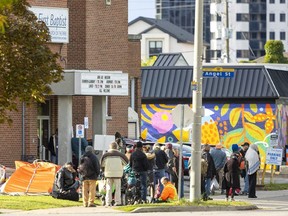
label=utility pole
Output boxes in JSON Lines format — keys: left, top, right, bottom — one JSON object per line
{"left": 225, "top": 0, "right": 230, "bottom": 63}
{"left": 190, "top": 0, "right": 203, "bottom": 201}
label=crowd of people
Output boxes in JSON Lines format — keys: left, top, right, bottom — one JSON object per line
{"left": 51, "top": 133, "right": 261, "bottom": 206}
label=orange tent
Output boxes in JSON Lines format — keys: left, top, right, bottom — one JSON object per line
{"left": 1, "top": 161, "right": 61, "bottom": 194}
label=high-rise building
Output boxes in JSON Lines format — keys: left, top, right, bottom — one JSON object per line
{"left": 157, "top": 0, "right": 288, "bottom": 63}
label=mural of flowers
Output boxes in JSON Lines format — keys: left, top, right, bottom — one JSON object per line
{"left": 151, "top": 111, "right": 174, "bottom": 134}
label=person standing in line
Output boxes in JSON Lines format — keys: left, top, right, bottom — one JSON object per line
{"left": 143, "top": 145, "right": 156, "bottom": 186}
{"left": 78, "top": 146, "right": 100, "bottom": 207}
{"left": 153, "top": 143, "right": 168, "bottom": 194}
{"left": 172, "top": 147, "right": 184, "bottom": 198}
{"left": 101, "top": 142, "right": 128, "bottom": 207}
{"left": 129, "top": 141, "right": 149, "bottom": 203}
{"left": 48, "top": 129, "right": 58, "bottom": 164}
{"left": 245, "top": 144, "right": 260, "bottom": 198}
{"left": 202, "top": 144, "right": 216, "bottom": 200}
{"left": 223, "top": 144, "right": 241, "bottom": 201}
{"left": 210, "top": 143, "right": 227, "bottom": 194}
{"left": 164, "top": 143, "right": 175, "bottom": 180}
{"left": 115, "top": 132, "right": 126, "bottom": 154}
{"left": 239, "top": 142, "right": 250, "bottom": 195}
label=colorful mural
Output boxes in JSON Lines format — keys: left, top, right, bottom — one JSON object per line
{"left": 141, "top": 103, "right": 277, "bottom": 164}
{"left": 276, "top": 103, "right": 288, "bottom": 149}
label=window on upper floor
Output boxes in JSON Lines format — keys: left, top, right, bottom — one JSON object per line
{"left": 236, "top": 0, "right": 249, "bottom": 2}
{"left": 236, "top": 32, "right": 249, "bottom": 39}
{"left": 210, "top": 50, "right": 221, "bottom": 59}
{"left": 280, "top": 13, "right": 286, "bottom": 22}
{"left": 149, "top": 41, "right": 163, "bottom": 58}
{"left": 269, "top": 31, "right": 275, "bottom": 40}
{"left": 269, "top": 13, "right": 275, "bottom": 22}
{"left": 236, "top": 50, "right": 249, "bottom": 58}
{"left": 269, "top": 0, "right": 275, "bottom": 3}
{"left": 280, "top": 0, "right": 285, "bottom": 3}
{"left": 236, "top": 13, "right": 249, "bottom": 21}
{"left": 280, "top": 32, "right": 286, "bottom": 40}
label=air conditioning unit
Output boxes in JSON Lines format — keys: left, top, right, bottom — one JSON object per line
{"left": 105, "top": 0, "right": 111, "bottom": 5}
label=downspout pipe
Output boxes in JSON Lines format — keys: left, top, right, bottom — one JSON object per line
{"left": 22, "top": 102, "right": 25, "bottom": 160}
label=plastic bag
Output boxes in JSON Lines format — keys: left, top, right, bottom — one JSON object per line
{"left": 98, "top": 179, "right": 106, "bottom": 195}
{"left": 210, "top": 177, "right": 219, "bottom": 191}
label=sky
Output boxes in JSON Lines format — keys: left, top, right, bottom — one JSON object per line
{"left": 128, "top": 0, "right": 155, "bottom": 22}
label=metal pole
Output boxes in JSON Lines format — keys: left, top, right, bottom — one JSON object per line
{"left": 178, "top": 105, "right": 184, "bottom": 200}
{"left": 190, "top": 0, "right": 203, "bottom": 201}
{"left": 78, "top": 137, "right": 81, "bottom": 166}
{"left": 225, "top": 0, "right": 230, "bottom": 63}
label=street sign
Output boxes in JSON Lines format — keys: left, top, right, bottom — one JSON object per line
{"left": 270, "top": 134, "right": 278, "bottom": 147}
{"left": 202, "top": 67, "right": 235, "bottom": 78}
{"left": 266, "top": 148, "right": 283, "bottom": 165}
{"left": 172, "top": 104, "right": 193, "bottom": 128}
{"left": 76, "top": 124, "right": 84, "bottom": 138}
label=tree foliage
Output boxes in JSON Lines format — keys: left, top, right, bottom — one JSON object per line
{"left": 0, "top": 0, "right": 64, "bottom": 123}
{"left": 0, "top": 0, "right": 15, "bottom": 33}
{"left": 264, "top": 40, "right": 288, "bottom": 63}
{"left": 141, "top": 56, "right": 157, "bottom": 67}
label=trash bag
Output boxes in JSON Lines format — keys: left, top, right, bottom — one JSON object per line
{"left": 210, "top": 177, "right": 219, "bottom": 191}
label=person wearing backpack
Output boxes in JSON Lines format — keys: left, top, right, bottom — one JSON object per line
{"left": 239, "top": 142, "right": 250, "bottom": 195}
{"left": 202, "top": 144, "right": 216, "bottom": 201}
{"left": 78, "top": 146, "right": 100, "bottom": 207}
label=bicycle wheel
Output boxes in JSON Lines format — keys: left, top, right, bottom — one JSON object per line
{"left": 146, "top": 184, "right": 155, "bottom": 203}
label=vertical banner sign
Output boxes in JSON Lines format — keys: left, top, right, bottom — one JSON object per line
{"left": 84, "top": 117, "right": 89, "bottom": 129}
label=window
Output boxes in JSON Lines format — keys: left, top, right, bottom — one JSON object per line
{"left": 149, "top": 41, "right": 162, "bottom": 57}
{"left": 269, "top": 0, "right": 275, "bottom": 3}
{"left": 236, "top": 50, "right": 249, "bottom": 58}
{"left": 269, "top": 13, "right": 275, "bottom": 22}
{"left": 236, "top": 32, "right": 249, "bottom": 39}
{"left": 280, "top": 0, "right": 285, "bottom": 3}
{"left": 236, "top": 13, "right": 249, "bottom": 21}
{"left": 280, "top": 32, "right": 286, "bottom": 40}
{"left": 210, "top": 50, "right": 221, "bottom": 59}
{"left": 280, "top": 13, "right": 286, "bottom": 22}
{"left": 269, "top": 31, "right": 275, "bottom": 40}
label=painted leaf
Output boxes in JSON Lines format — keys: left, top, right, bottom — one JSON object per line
{"left": 245, "top": 123, "right": 266, "bottom": 141}
{"left": 221, "top": 104, "right": 230, "bottom": 116}
{"left": 265, "top": 104, "right": 273, "bottom": 116}
{"left": 250, "top": 104, "right": 258, "bottom": 113}
{"left": 172, "top": 129, "right": 190, "bottom": 142}
{"left": 223, "top": 128, "right": 244, "bottom": 149}
{"left": 253, "top": 113, "right": 267, "bottom": 122}
{"left": 141, "top": 128, "right": 148, "bottom": 140}
{"left": 157, "top": 136, "right": 166, "bottom": 143}
{"left": 244, "top": 111, "right": 255, "bottom": 123}
{"left": 265, "top": 119, "right": 274, "bottom": 134}
{"left": 229, "top": 108, "right": 241, "bottom": 128}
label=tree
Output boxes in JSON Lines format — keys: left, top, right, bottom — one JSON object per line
{"left": 141, "top": 56, "right": 157, "bottom": 67}
{"left": 264, "top": 40, "right": 288, "bottom": 63}
{"left": 0, "top": 0, "right": 16, "bottom": 33}
{"left": 0, "top": 0, "right": 63, "bottom": 123}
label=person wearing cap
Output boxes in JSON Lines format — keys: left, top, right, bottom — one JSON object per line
{"left": 101, "top": 142, "right": 128, "bottom": 206}
{"left": 78, "top": 145, "right": 100, "bottom": 207}
{"left": 210, "top": 143, "right": 227, "bottom": 194}
{"left": 240, "top": 142, "right": 250, "bottom": 195}
{"left": 129, "top": 141, "right": 149, "bottom": 203}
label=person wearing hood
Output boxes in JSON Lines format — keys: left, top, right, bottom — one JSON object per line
{"left": 101, "top": 142, "right": 128, "bottom": 206}
{"left": 245, "top": 144, "right": 260, "bottom": 198}
{"left": 78, "top": 146, "right": 100, "bottom": 207}
{"left": 223, "top": 144, "right": 241, "bottom": 201}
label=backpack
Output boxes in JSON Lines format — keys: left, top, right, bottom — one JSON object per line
{"left": 238, "top": 153, "right": 246, "bottom": 170}
{"left": 201, "top": 157, "right": 208, "bottom": 176}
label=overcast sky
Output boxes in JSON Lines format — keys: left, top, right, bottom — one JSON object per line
{"left": 128, "top": 0, "right": 155, "bottom": 22}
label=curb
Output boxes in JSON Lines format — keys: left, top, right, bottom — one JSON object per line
{"left": 131, "top": 205, "right": 258, "bottom": 213}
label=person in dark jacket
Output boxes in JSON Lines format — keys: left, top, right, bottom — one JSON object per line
{"left": 53, "top": 162, "right": 80, "bottom": 198}
{"left": 223, "top": 144, "right": 241, "bottom": 201}
{"left": 202, "top": 144, "right": 216, "bottom": 200}
{"left": 129, "top": 141, "right": 149, "bottom": 203}
{"left": 78, "top": 145, "right": 100, "bottom": 207}
{"left": 172, "top": 147, "right": 184, "bottom": 198}
{"left": 153, "top": 143, "right": 168, "bottom": 194}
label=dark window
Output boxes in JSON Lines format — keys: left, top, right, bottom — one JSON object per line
{"left": 149, "top": 41, "right": 162, "bottom": 57}
{"left": 269, "top": 0, "right": 275, "bottom": 3}
{"left": 280, "top": 13, "right": 286, "bottom": 22}
{"left": 236, "top": 50, "right": 249, "bottom": 58}
{"left": 236, "top": 13, "right": 249, "bottom": 21}
{"left": 280, "top": 0, "right": 285, "bottom": 3}
{"left": 236, "top": 32, "right": 249, "bottom": 39}
{"left": 269, "top": 31, "right": 275, "bottom": 40}
{"left": 250, "top": 32, "right": 258, "bottom": 39}
{"left": 280, "top": 32, "right": 286, "bottom": 40}
{"left": 269, "top": 13, "right": 275, "bottom": 22}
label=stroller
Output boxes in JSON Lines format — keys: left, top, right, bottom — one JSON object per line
{"left": 123, "top": 164, "right": 142, "bottom": 205}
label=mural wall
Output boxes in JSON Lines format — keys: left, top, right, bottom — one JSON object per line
{"left": 141, "top": 103, "right": 277, "bottom": 162}
{"left": 276, "top": 103, "right": 288, "bottom": 149}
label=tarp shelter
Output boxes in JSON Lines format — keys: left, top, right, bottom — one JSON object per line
{"left": 1, "top": 161, "right": 60, "bottom": 194}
